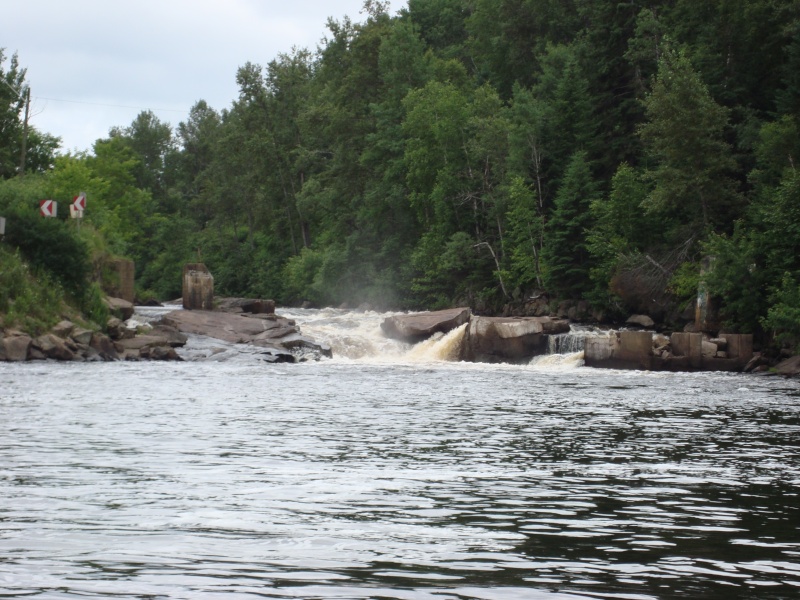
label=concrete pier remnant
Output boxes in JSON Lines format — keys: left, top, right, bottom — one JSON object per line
{"left": 182, "top": 263, "right": 214, "bottom": 310}
{"left": 584, "top": 330, "right": 752, "bottom": 372}
{"left": 110, "top": 258, "right": 135, "bottom": 304}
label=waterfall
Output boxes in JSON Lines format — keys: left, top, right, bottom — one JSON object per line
{"left": 527, "top": 325, "right": 591, "bottom": 369}
{"left": 404, "top": 323, "right": 468, "bottom": 362}
{"left": 279, "top": 308, "right": 590, "bottom": 369}
{"left": 277, "top": 307, "right": 468, "bottom": 363}
{"left": 547, "top": 330, "right": 587, "bottom": 354}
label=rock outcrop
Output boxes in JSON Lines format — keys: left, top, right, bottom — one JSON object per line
{"left": 775, "top": 355, "right": 800, "bottom": 377}
{"left": 163, "top": 309, "right": 331, "bottom": 362}
{"left": 460, "top": 316, "right": 570, "bottom": 363}
{"left": 216, "top": 297, "right": 276, "bottom": 315}
{"left": 380, "top": 308, "right": 472, "bottom": 343}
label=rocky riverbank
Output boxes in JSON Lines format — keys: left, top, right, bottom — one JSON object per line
{"left": 0, "top": 296, "right": 332, "bottom": 364}
{"left": 5, "top": 297, "right": 800, "bottom": 375}
{"left": 0, "top": 296, "right": 186, "bottom": 362}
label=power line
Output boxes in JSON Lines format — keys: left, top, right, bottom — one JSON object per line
{"left": 35, "top": 95, "right": 189, "bottom": 113}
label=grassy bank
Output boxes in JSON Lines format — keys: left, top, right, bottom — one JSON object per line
{"left": 0, "top": 245, "right": 107, "bottom": 336}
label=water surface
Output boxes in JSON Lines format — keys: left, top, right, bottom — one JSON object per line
{"left": 1, "top": 309, "right": 799, "bottom": 599}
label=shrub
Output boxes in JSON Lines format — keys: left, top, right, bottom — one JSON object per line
{"left": 3, "top": 207, "right": 91, "bottom": 301}
{"left": 0, "top": 246, "right": 63, "bottom": 335}
{"left": 762, "top": 273, "right": 800, "bottom": 351}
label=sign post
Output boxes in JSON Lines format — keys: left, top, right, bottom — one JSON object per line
{"left": 39, "top": 199, "right": 57, "bottom": 217}
{"left": 72, "top": 192, "right": 86, "bottom": 211}
{"left": 70, "top": 192, "right": 86, "bottom": 230}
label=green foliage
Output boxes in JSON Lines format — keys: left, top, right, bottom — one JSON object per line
{"left": 0, "top": 246, "right": 63, "bottom": 335}
{"left": 542, "top": 151, "right": 599, "bottom": 297}
{"left": 0, "top": 171, "right": 49, "bottom": 213}
{"left": 0, "top": 49, "right": 60, "bottom": 179}
{"left": 586, "top": 162, "right": 665, "bottom": 309}
{"left": 283, "top": 247, "right": 325, "bottom": 306}
{"left": 703, "top": 227, "right": 761, "bottom": 333}
{"left": 409, "top": 231, "right": 494, "bottom": 309}
{"left": 668, "top": 260, "right": 701, "bottom": 302}
{"left": 750, "top": 115, "right": 800, "bottom": 189}
{"left": 504, "top": 176, "right": 543, "bottom": 290}
{"left": 762, "top": 273, "right": 800, "bottom": 351}
{"left": 2, "top": 206, "right": 91, "bottom": 301}
{"left": 7, "top": 1, "right": 800, "bottom": 345}
{"left": 81, "top": 281, "right": 110, "bottom": 328}
{"left": 639, "top": 48, "right": 740, "bottom": 231}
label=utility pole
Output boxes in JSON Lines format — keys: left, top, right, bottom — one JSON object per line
{"left": 18, "top": 86, "right": 30, "bottom": 177}
{"left": 1, "top": 77, "right": 30, "bottom": 177}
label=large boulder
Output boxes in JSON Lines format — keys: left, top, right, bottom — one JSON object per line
{"left": 70, "top": 327, "right": 94, "bottom": 346}
{"left": 149, "top": 323, "right": 189, "bottom": 347}
{"left": 626, "top": 314, "right": 655, "bottom": 328}
{"left": 105, "top": 296, "right": 135, "bottom": 320}
{"left": 32, "top": 333, "right": 75, "bottom": 361}
{"left": 775, "top": 355, "right": 800, "bottom": 377}
{"left": 51, "top": 320, "right": 76, "bottom": 338}
{"left": 460, "top": 316, "right": 570, "bottom": 363}
{"left": 380, "top": 308, "right": 471, "bottom": 343}
{"left": 115, "top": 333, "right": 184, "bottom": 361}
{"left": 90, "top": 333, "right": 120, "bottom": 361}
{"left": 216, "top": 297, "right": 276, "bottom": 315}
{"left": 3, "top": 334, "right": 31, "bottom": 362}
{"left": 106, "top": 316, "right": 134, "bottom": 340}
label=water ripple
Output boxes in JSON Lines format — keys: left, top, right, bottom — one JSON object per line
{"left": 1, "top": 357, "right": 799, "bottom": 598}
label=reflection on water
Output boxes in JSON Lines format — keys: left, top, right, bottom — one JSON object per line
{"left": 1, "top": 309, "right": 800, "bottom": 599}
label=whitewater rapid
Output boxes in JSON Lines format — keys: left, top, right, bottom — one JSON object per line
{"left": 277, "top": 307, "right": 588, "bottom": 367}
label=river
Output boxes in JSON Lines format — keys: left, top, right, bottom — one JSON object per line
{"left": 1, "top": 307, "right": 799, "bottom": 599}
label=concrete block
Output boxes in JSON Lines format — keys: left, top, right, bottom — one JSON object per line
{"left": 720, "top": 334, "right": 753, "bottom": 362}
{"left": 618, "top": 330, "right": 654, "bottom": 363}
{"left": 584, "top": 332, "right": 619, "bottom": 363}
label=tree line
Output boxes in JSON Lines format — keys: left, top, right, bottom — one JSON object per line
{"left": 1, "top": 0, "right": 800, "bottom": 350}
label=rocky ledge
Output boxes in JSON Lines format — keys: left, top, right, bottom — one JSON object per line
{"left": 0, "top": 295, "right": 331, "bottom": 364}
{"left": 381, "top": 308, "right": 471, "bottom": 343}
{"left": 380, "top": 308, "right": 570, "bottom": 363}
{"left": 162, "top": 306, "right": 331, "bottom": 363}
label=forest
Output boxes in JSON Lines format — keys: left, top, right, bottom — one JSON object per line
{"left": 1, "top": 0, "right": 800, "bottom": 351}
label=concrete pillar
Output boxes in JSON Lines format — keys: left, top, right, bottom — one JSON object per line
{"left": 618, "top": 331, "right": 654, "bottom": 369}
{"left": 671, "top": 332, "right": 703, "bottom": 369}
{"left": 182, "top": 263, "right": 214, "bottom": 310}
{"left": 111, "top": 258, "right": 135, "bottom": 304}
{"left": 721, "top": 334, "right": 753, "bottom": 364}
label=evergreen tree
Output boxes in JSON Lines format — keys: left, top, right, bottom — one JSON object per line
{"left": 542, "top": 151, "right": 599, "bottom": 297}
{"left": 639, "top": 48, "right": 740, "bottom": 234}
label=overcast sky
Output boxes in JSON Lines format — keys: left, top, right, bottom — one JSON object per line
{"left": 2, "top": 0, "right": 406, "bottom": 154}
